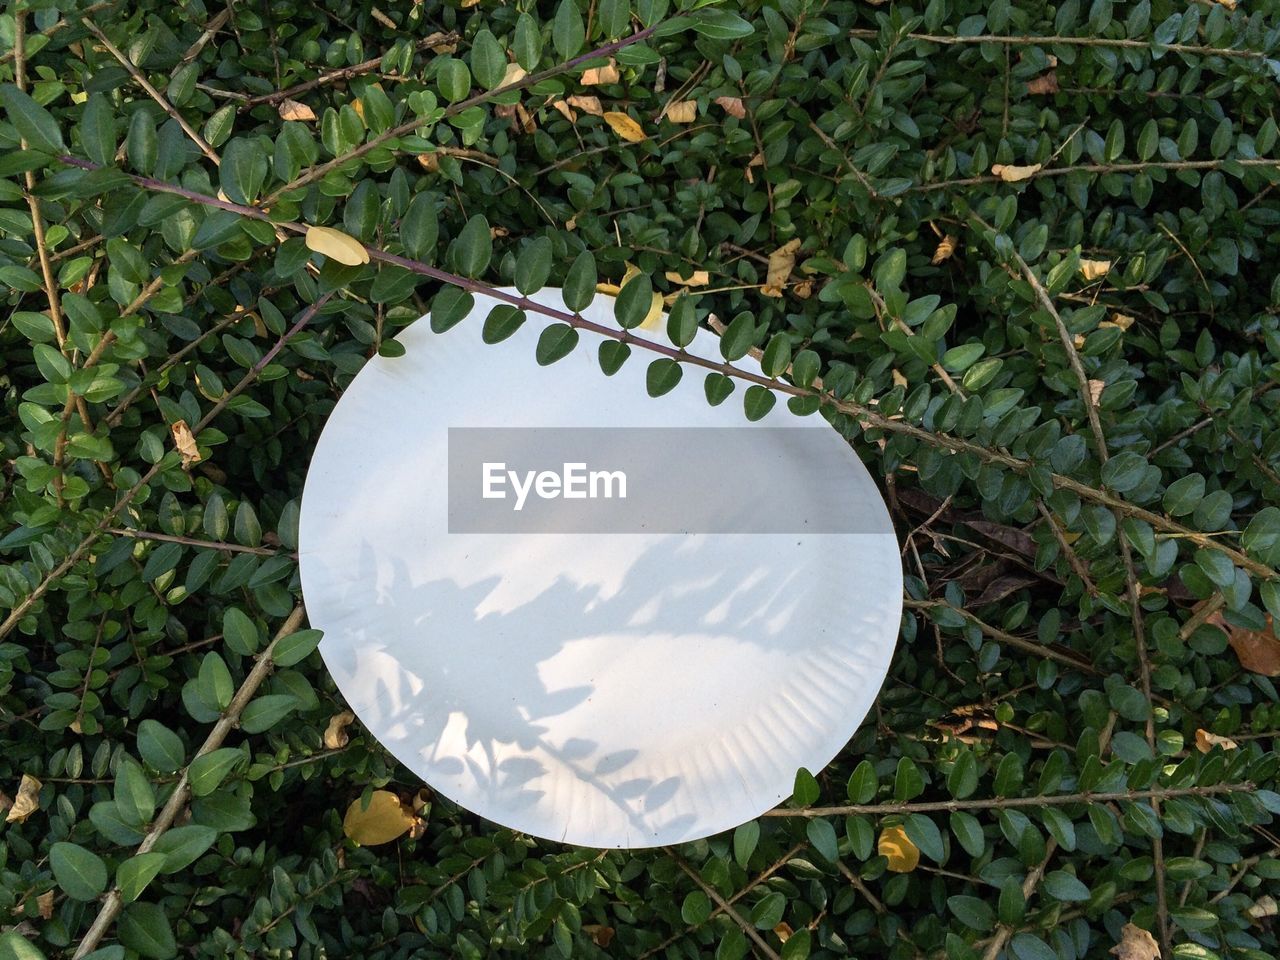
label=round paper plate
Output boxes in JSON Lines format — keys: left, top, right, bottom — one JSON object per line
{"left": 298, "top": 287, "right": 901, "bottom": 847}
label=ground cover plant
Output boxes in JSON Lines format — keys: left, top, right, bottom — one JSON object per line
{"left": 2, "top": 0, "right": 1280, "bottom": 957}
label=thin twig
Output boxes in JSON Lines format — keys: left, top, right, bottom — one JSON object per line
{"left": 672, "top": 853, "right": 781, "bottom": 960}
{"left": 848, "top": 28, "right": 1272, "bottom": 60}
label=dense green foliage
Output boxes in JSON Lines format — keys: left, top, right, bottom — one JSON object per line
{"left": 3, "top": 0, "right": 1280, "bottom": 958}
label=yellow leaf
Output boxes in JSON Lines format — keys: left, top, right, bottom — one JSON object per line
{"left": 1195, "top": 728, "right": 1239, "bottom": 753}
{"left": 1109, "top": 922, "right": 1160, "bottom": 960}
{"left": 305, "top": 225, "right": 370, "bottom": 266}
{"left": 762, "top": 238, "right": 801, "bottom": 297}
{"left": 663, "top": 100, "right": 697, "bottom": 123}
{"left": 171, "top": 419, "right": 202, "bottom": 467}
{"left": 324, "top": 710, "right": 356, "bottom": 749}
{"left": 991, "top": 163, "right": 1042, "bottom": 182}
{"left": 1079, "top": 259, "right": 1112, "bottom": 282}
{"left": 5, "top": 774, "right": 41, "bottom": 824}
{"left": 581, "top": 60, "right": 620, "bottom": 85}
{"left": 596, "top": 282, "right": 621, "bottom": 296}
{"left": 664, "top": 270, "right": 709, "bottom": 287}
{"left": 604, "top": 111, "right": 647, "bottom": 143}
{"left": 278, "top": 98, "right": 316, "bottom": 122}
{"left": 878, "top": 825, "right": 919, "bottom": 872}
{"left": 566, "top": 95, "right": 603, "bottom": 117}
{"left": 343, "top": 790, "right": 417, "bottom": 845}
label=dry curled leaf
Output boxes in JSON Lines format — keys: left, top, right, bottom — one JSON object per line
{"left": 370, "top": 6, "right": 396, "bottom": 29}
{"left": 1103, "top": 312, "right": 1135, "bottom": 331}
{"left": 36, "top": 891, "right": 54, "bottom": 920}
{"left": 1249, "top": 895, "right": 1278, "bottom": 923}
{"left": 171, "top": 419, "right": 201, "bottom": 467}
{"left": 1080, "top": 259, "right": 1112, "bottom": 282}
{"left": 584, "top": 925, "right": 615, "bottom": 947}
{"left": 1195, "top": 728, "right": 1239, "bottom": 753}
{"left": 715, "top": 95, "right": 747, "bottom": 118}
{"left": 6, "top": 774, "right": 41, "bottom": 824}
{"left": 501, "top": 62, "right": 527, "bottom": 87}
{"left": 878, "top": 825, "right": 920, "bottom": 872}
{"left": 306, "top": 225, "right": 370, "bottom": 266}
{"left": 931, "top": 234, "right": 957, "bottom": 264}
{"left": 1088, "top": 379, "right": 1105, "bottom": 406}
{"left": 324, "top": 710, "right": 356, "bottom": 749}
{"left": 774, "top": 922, "right": 794, "bottom": 943}
{"left": 580, "top": 60, "right": 620, "bottom": 85}
{"left": 662, "top": 99, "right": 697, "bottom": 123}
{"left": 278, "top": 98, "right": 316, "bottom": 122}
{"left": 566, "top": 94, "right": 603, "bottom": 117}
{"left": 1026, "top": 71, "right": 1059, "bottom": 95}
{"left": 550, "top": 99, "right": 576, "bottom": 122}
{"left": 762, "top": 238, "right": 802, "bottom": 297}
{"left": 992, "top": 162, "right": 1042, "bottom": 182}
{"left": 417, "top": 153, "right": 439, "bottom": 172}
{"left": 664, "top": 270, "right": 709, "bottom": 287}
{"left": 1110, "top": 922, "right": 1160, "bottom": 960}
{"left": 604, "top": 111, "right": 647, "bottom": 143}
{"left": 1213, "top": 613, "right": 1280, "bottom": 676}
{"left": 343, "top": 790, "right": 417, "bottom": 846}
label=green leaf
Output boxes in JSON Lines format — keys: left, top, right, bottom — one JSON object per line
{"left": 704, "top": 372, "right": 734, "bottom": 406}
{"left": 691, "top": 9, "right": 755, "bottom": 39}
{"left": 516, "top": 237, "right": 554, "bottom": 295}
{"left": 482, "top": 305, "right": 526, "bottom": 344}
{"left": 151, "top": 825, "right": 218, "bottom": 873}
{"left": 761, "top": 334, "right": 791, "bottom": 378}
{"left": 598, "top": 339, "right": 631, "bottom": 375}
{"left": 197, "top": 652, "right": 233, "bottom": 711}
{"left": 451, "top": 215, "right": 493, "bottom": 278}
{"left": 401, "top": 192, "right": 439, "bottom": 261}
{"left": 751, "top": 891, "right": 786, "bottom": 929}
{"left": 733, "top": 820, "right": 759, "bottom": 868}
{"left": 905, "top": 813, "right": 944, "bottom": 863}
{"left": 117, "top": 853, "right": 167, "bottom": 903}
{"left": 667, "top": 295, "right": 698, "bottom": 347}
{"left": 470, "top": 29, "right": 506, "bottom": 89}
{"left": 681, "top": 890, "right": 711, "bottom": 925}
{"left": 743, "top": 385, "right": 776, "bottom": 421}
{"left": 950, "top": 810, "right": 986, "bottom": 857}
{"left": 436, "top": 57, "right": 472, "bottom": 103}
{"left": 719, "top": 313, "right": 758, "bottom": 361}
{"left": 79, "top": 94, "right": 117, "bottom": 166}
{"left": 115, "top": 759, "right": 156, "bottom": 825}
{"left": 807, "top": 818, "right": 839, "bottom": 862}
{"left": 645, "top": 358, "right": 683, "bottom": 397}
{"left": 1042, "top": 870, "right": 1090, "bottom": 902}
{"left": 563, "top": 250, "right": 597, "bottom": 312}
{"left": 615, "top": 273, "right": 654, "bottom": 329}
{"left": 137, "top": 719, "right": 185, "bottom": 773}
{"left": 535, "top": 324, "right": 579, "bottom": 365}
{"left": 948, "top": 895, "right": 995, "bottom": 931}
{"left": 791, "top": 350, "right": 820, "bottom": 388}
{"left": 120, "top": 902, "right": 177, "bottom": 959}
{"left": 846, "top": 760, "right": 877, "bottom": 803}
{"left": 1163, "top": 473, "right": 1205, "bottom": 516}
{"left": 430, "top": 287, "right": 474, "bottom": 334}
{"left": 219, "top": 138, "right": 267, "bottom": 205}
{"left": 0, "top": 83, "right": 65, "bottom": 153}
{"left": 49, "top": 842, "right": 108, "bottom": 901}
{"left": 240, "top": 694, "right": 297, "bottom": 733}
{"left": 552, "top": 0, "right": 586, "bottom": 58}
{"left": 947, "top": 751, "right": 979, "bottom": 799}
{"left": 792, "top": 767, "right": 820, "bottom": 806}
{"left": 894, "top": 757, "right": 925, "bottom": 800}
{"left": 0, "top": 932, "right": 47, "bottom": 960}
{"left": 1009, "top": 933, "right": 1057, "bottom": 960}
{"left": 273, "top": 628, "right": 324, "bottom": 667}
{"left": 223, "top": 607, "right": 260, "bottom": 656}
{"left": 188, "top": 747, "right": 244, "bottom": 797}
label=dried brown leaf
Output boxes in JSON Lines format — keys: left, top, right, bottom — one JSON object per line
{"left": 36, "top": 891, "right": 54, "bottom": 920}
{"left": 1249, "top": 895, "right": 1278, "bottom": 922}
{"left": 931, "top": 234, "right": 957, "bottom": 264}
{"left": 1103, "top": 312, "right": 1136, "bottom": 331}
{"left": 1110, "top": 923, "right": 1160, "bottom": 960}
{"left": 324, "top": 710, "right": 356, "bottom": 749}
{"left": 1080, "top": 259, "right": 1112, "bottom": 282}
{"left": 715, "top": 95, "right": 747, "bottom": 118}
{"left": 603, "top": 111, "right": 647, "bottom": 142}
{"left": 550, "top": 99, "right": 576, "bottom": 122}
{"left": 1026, "top": 71, "right": 1059, "bottom": 95}
{"left": 278, "top": 98, "right": 316, "bottom": 122}
{"left": 565, "top": 95, "right": 603, "bottom": 117}
{"left": 581, "top": 60, "right": 620, "bottom": 85}
{"left": 774, "top": 922, "right": 794, "bottom": 943}
{"left": 1089, "top": 379, "right": 1105, "bottom": 406}
{"left": 762, "top": 238, "right": 801, "bottom": 297}
{"left": 171, "top": 420, "right": 201, "bottom": 467}
{"left": 6, "top": 774, "right": 41, "bottom": 824}
{"left": 584, "top": 925, "right": 615, "bottom": 947}
{"left": 1213, "top": 613, "right": 1280, "bottom": 676}
{"left": 1195, "top": 728, "right": 1239, "bottom": 753}
{"left": 417, "top": 153, "right": 439, "bottom": 172}
{"left": 991, "top": 162, "right": 1042, "bottom": 182}
{"left": 370, "top": 6, "right": 396, "bottom": 29}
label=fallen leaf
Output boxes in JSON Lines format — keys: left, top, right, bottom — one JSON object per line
{"left": 1110, "top": 922, "right": 1160, "bottom": 960}
{"left": 1080, "top": 259, "right": 1112, "bottom": 282}
{"left": 324, "top": 710, "right": 356, "bottom": 749}
{"left": 663, "top": 99, "right": 697, "bottom": 123}
{"left": 1212, "top": 613, "right": 1280, "bottom": 676}
{"left": 1026, "top": 71, "right": 1059, "bottom": 95}
{"left": 550, "top": 99, "right": 576, "bottom": 122}
{"left": 992, "top": 162, "right": 1042, "bottom": 182}
{"left": 878, "top": 825, "right": 919, "bottom": 872}
{"left": 774, "top": 922, "right": 794, "bottom": 943}
{"left": 664, "top": 270, "right": 709, "bottom": 286}
{"left": 931, "top": 234, "right": 957, "bottom": 264}
{"left": 6, "top": 774, "right": 41, "bottom": 824}
{"left": 343, "top": 790, "right": 417, "bottom": 846}
{"left": 715, "top": 95, "right": 746, "bottom": 119}
{"left": 305, "top": 225, "right": 370, "bottom": 266}
{"left": 37, "top": 891, "right": 54, "bottom": 920}
{"left": 793, "top": 279, "right": 813, "bottom": 299}
{"left": 417, "top": 153, "right": 440, "bottom": 172}
{"left": 171, "top": 419, "right": 201, "bottom": 467}
{"left": 1103, "top": 312, "right": 1135, "bottom": 330}
{"left": 278, "top": 98, "right": 316, "bottom": 121}
{"left": 1195, "top": 729, "right": 1239, "bottom": 753}
{"left": 502, "top": 62, "right": 527, "bottom": 87}
{"left": 566, "top": 95, "right": 603, "bottom": 116}
{"left": 581, "top": 60, "right": 620, "bottom": 85}
{"left": 1249, "top": 895, "right": 1278, "bottom": 923}
{"left": 584, "top": 925, "right": 615, "bottom": 947}
{"left": 762, "top": 238, "right": 802, "bottom": 297}
{"left": 604, "top": 111, "right": 647, "bottom": 143}
{"left": 1088, "top": 379, "right": 1105, "bottom": 405}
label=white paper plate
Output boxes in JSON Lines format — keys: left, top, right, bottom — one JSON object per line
{"left": 298, "top": 287, "right": 901, "bottom": 847}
